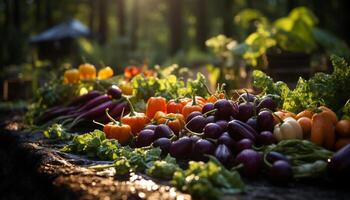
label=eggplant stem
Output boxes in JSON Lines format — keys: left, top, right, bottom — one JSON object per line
{"left": 203, "top": 108, "right": 218, "bottom": 117}
{"left": 184, "top": 123, "right": 204, "bottom": 136}
{"left": 93, "top": 120, "right": 105, "bottom": 127}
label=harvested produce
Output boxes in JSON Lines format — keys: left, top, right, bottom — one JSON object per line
{"left": 328, "top": 144, "right": 350, "bottom": 179}
{"left": 273, "top": 117, "right": 303, "bottom": 141}
{"left": 263, "top": 139, "right": 333, "bottom": 178}
{"left": 146, "top": 96, "right": 167, "bottom": 119}
{"left": 121, "top": 98, "right": 149, "bottom": 135}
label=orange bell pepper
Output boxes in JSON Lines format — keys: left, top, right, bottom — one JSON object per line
{"left": 154, "top": 111, "right": 185, "bottom": 135}
{"left": 95, "top": 109, "right": 132, "bottom": 145}
{"left": 310, "top": 106, "right": 338, "bottom": 150}
{"left": 121, "top": 98, "right": 150, "bottom": 135}
{"left": 98, "top": 66, "right": 114, "bottom": 80}
{"left": 78, "top": 63, "right": 96, "bottom": 79}
{"left": 182, "top": 95, "right": 203, "bottom": 120}
{"left": 64, "top": 69, "right": 80, "bottom": 84}
{"left": 167, "top": 99, "right": 185, "bottom": 114}
{"left": 146, "top": 96, "right": 167, "bottom": 119}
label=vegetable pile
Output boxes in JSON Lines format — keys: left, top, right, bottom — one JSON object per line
{"left": 27, "top": 57, "right": 350, "bottom": 199}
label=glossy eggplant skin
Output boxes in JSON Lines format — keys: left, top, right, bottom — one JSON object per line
{"left": 227, "top": 120, "right": 256, "bottom": 142}
{"left": 214, "top": 144, "right": 234, "bottom": 166}
{"left": 328, "top": 144, "right": 350, "bottom": 179}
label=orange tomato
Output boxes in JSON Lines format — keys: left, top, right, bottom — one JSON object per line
{"left": 296, "top": 110, "right": 314, "bottom": 119}
{"left": 335, "top": 138, "right": 350, "bottom": 150}
{"left": 335, "top": 119, "right": 350, "bottom": 137}
{"left": 297, "top": 117, "right": 312, "bottom": 138}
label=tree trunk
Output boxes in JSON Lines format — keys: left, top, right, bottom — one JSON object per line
{"left": 98, "top": 0, "right": 108, "bottom": 44}
{"left": 116, "top": 0, "right": 126, "bottom": 36}
{"left": 89, "top": 0, "right": 95, "bottom": 34}
{"left": 4, "top": 0, "right": 11, "bottom": 30}
{"left": 195, "top": 0, "right": 208, "bottom": 51}
{"left": 169, "top": 0, "right": 182, "bottom": 55}
{"left": 45, "top": 0, "right": 53, "bottom": 27}
{"left": 35, "top": 0, "right": 42, "bottom": 29}
{"left": 340, "top": 0, "right": 350, "bottom": 46}
{"left": 222, "top": 0, "right": 233, "bottom": 37}
{"left": 130, "top": 0, "right": 139, "bottom": 50}
{"left": 13, "top": 0, "right": 21, "bottom": 31}
{"left": 287, "top": 0, "right": 297, "bottom": 12}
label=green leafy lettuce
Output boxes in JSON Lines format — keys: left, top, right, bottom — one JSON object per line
{"left": 253, "top": 55, "right": 350, "bottom": 113}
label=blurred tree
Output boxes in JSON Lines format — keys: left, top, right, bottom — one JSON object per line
{"left": 35, "top": 0, "right": 43, "bottom": 29}
{"left": 195, "top": 0, "right": 208, "bottom": 51}
{"left": 13, "top": 0, "right": 21, "bottom": 31}
{"left": 222, "top": 0, "right": 233, "bottom": 37}
{"left": 116, "top": 0, "right": 126, "bottom": 36}
{"left": 45, "top": 0, "right": 53, "bottom": 27}
{"left": 89, "top": 0, "right": 96, "bottom": 33}
{"left": 98, "top": 0, "right": 108, "bottom": 44}
{"left": 169, "top": 0, "right": 183, "bottom": 55}
{"left": 131, "top": 0, "right": 139, "bottom": 50}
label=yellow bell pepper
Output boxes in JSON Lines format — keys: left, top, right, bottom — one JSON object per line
{"left": 78, "top": 63, "right": 96, "bottom": 79}
{"left": 64, "top": 69, "right": 80, "bottom": 84}
{"left": 98, "top": 66, "right": 114, "bottom": 80}
{"left": 119, "top": 81, "right": 133, "bottom": 95}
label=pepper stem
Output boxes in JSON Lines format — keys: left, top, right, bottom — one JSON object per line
{"left": 125, "top": 97, "right": 136, "bottom": 116}
{"left": 105, "top": 108, "right": 122, "bottom": 126}
{"left": 191, "top": 92, "right": 197, "bottom": 106}
{"left": 93, "top": 120, "right": 105, "bottom": 127}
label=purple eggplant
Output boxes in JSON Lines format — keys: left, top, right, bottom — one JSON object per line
{"left": 152, "top": 138, "right": 172, "bottom": 153}
{"left": 193, "top": 139, "right": 216, "bottom": 161}
{"left": 234, "top": 149, "right": 262, "bottom": 177}
{"left": 186, "top": 115, "right": 208, "bottom": 133}
{"left": 268, "top": 160, "right": 293, "bottom": 184}
{"left": 236, "top": 138, "right": 254, "bottom": 153}
{"left": 217, "top": 132, "right": 236, "bottom": 149}
{"left": 227, "top": 120, "right": 256, "bottom": 142}
{"left": 238, "top": 92, "right": 257, "bottom": 103}
{"left": 169, "top": 136, "right": 193, "bottom": 159}
{"left": 36, "top": 106, "right": 76, "bottom": 124}
{"left": 144, "top": 124, "right": 158, "bottom": 131}
{"left": 257, "top": 131, "right": 276, "bottom": 146}
{"left": 214, "top": 99, "right": 238, "bottom": 120}
{"left": 266, "top": 151, "right": 290, "bottom": 164}
{"left": 154, "top": 124, "right": 174, "bottom": 139}
{"left": 246, "top": 117, "right": 258, "bottom": 131}
{"left": 203, "top": 123, "right": 223, "bottom": 139}
{"left": 216, "top": 120, "right": 228, "bottom": 131}
{"left": 186, "top": 111, "right": 203, "bottom": 123}
{"left": 67, "top": 100, "right": 115, "bottom": 128}
{"left": 257, "top": 110, "right": 274, "bottom": 132}
{"left": 94, "top": 101, "right": 129, "bottom": 123}
{"left": 257, "top": 96, "right": 277, "bottom": 112}
{"left": 67, "top": 90, "right": 102, "bottom": 106}
{"left": 76, "top": 95, "right": 111, "bottom": 113}
{"left": 107, "top": 85, "right": 122, "bottom": 99}
{"left": 328, "top": 144, "right": 350, "bottom": 179}
{"left": 237, "top": 102, "right": 255, "bottom": 122}
{"left": 206, "top": 115, "right": 215, "bottom": 124}
{"left": 202, "top": 103, "right": 215, "bottom": 115}
{"left": 214, "top": 144, "right": 233, "bottom": 166}
{"left": 136, "top": 129, "right": 155, "bottom": 147}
